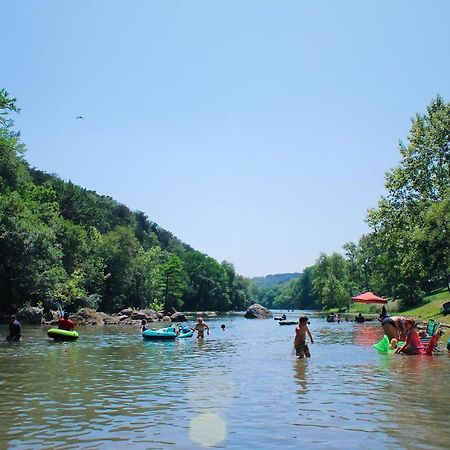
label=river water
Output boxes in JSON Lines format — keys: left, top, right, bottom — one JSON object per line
{"left": 0, "top": 313, "right": 449, "bottom": 449}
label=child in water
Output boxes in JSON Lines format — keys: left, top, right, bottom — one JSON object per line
{"left": 193, "top": 317, "right": 209, "bottom": 339}
{"left": 140, "top": 320, "right": 148, "bottom": 332}
{"left": 294, "top": 316, "right": 314, "bottom": 358}
{"left": 389, "top": 338, "right": 398, "bottom": 350}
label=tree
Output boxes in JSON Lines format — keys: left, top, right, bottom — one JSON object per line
{"left": 161, "top": 254, "right": 187, "bottom": 311}
{"left": 367, "top": 96, "right": 450, "bottom": 306}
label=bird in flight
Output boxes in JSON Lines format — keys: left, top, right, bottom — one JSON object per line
{"left": 75, "top": 116, "right": 84, "bottom": 119}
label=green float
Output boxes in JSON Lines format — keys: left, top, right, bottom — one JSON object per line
{"left": 47, "top": 328, "right": 79, "bottom": 341}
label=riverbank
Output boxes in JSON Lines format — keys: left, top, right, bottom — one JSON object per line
{"left": 338, "top": 289, "right": 450, "bottom": 341}
{"left": 0, "top": 307, "right": 229, "bottom": 327}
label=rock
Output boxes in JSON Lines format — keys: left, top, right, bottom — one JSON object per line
{"left": 140, "top": 309, "right": 158, "bottom": 322}
{"left": 162, "top": 316, "right": 171, "bottom": 322}
{"left": 103, "top": 316, "right": 122, "bottom": 325}
{"left": 244, "top": 303, "right": 273, "bottom": 319}
{"left": 68, "top": 313, "right": 86, "bottom": 325}
{"left": 130, "top": 311, "right": 148, "bottom": 320}
{"left": 119, "top": 308, "right": 135, "bottom": 317}
{"left": 76, "top": 308, "right": 107, "bottom": 325}
{"left": 17, "top": 306, "right": 43, "bottom": 324}
{"left": 170, "top": 312, "right": 187, "bottom": 322}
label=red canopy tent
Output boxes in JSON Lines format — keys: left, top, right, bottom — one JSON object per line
{"left": 351, "top": 291, "right": 387, "bottom": 304}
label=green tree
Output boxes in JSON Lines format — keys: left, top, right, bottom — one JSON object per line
{"left": 367, "top": 96, "right": 450, "bottom": 306}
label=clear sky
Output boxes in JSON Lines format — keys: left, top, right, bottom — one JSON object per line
{"left": 3, "top": 1, "right": 450, "bottom": 277}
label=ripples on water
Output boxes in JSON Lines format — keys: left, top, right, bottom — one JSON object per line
{"left": 0, "top": 314, "right": 449, "bottom": 449}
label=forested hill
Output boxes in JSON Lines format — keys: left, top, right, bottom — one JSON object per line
{"left": 251, "top": 273, "right": 301, "bottom": 288}
{"left": 0, "top": 90, "right": 253, "bottom": 314}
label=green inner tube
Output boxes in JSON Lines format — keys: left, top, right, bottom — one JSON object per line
{"left": 373, "top": 335, "right": 404, "bottom": 353}
{"left": 47, "top": 328, "right": 79, "bottom": 341}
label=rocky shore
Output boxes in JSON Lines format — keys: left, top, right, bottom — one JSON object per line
{"left": 0, "top": 306, "right": 189, "bottom": 326}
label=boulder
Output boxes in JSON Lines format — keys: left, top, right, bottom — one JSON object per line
{"left": 162, "top": 315, "right": 171, "bottom": 322}
{"left": 130, "top": 311, "right": 148, "bottom": 320}
{"left": 119, "top": 308, "right": 135, "bottom": 317}
{"left": 140, "top": 309, "right": 158, "bottom": 322}
{"left": 76, "top": 308, "right": 107, "bottom": 325}
{"left": 170, "top": 312, "right": 187, "bottom": 322}
{"left": 17, "top": 306, "right": 43, "bottom": 324}
{"left": 244, "top": 303, "right": 273, "bottom": 319}
{"left": 103, "top": 315, "right": 122, "bottom": 325}
{"left": 117, "top": 315, "right": 130, "bottom": 322}
{"left": 68, "top": 313, "right": 86, "bottom": 325}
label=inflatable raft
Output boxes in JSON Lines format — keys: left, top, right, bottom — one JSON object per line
{"left": 47, "top": 328, "right": 79, "bottom": 341}
{"left": 279, "top": 320, "right": 297, "bottom": 326}
{"left": 373, "top": 335, "right": 404, "bottom": 353}
{"left": 142, "top": 326, "right": 193, "bottom": 340}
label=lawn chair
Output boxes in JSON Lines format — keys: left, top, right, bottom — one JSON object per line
{"left": 421, "top": 328, "right": 443, "bottom": 355}
{"left": 425, "top": 319, "right": 441, "bottom": 337}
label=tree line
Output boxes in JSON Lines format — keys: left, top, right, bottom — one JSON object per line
{"left": 254, "top": 96, "right": 450, "bottom": 311}
{"left": 0, "top": 89, "right": 253, "bottom": 314}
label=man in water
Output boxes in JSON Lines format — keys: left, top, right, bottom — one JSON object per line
{"left": 294, "top": 316, "right": 314, "bottom": 358}
{"left": 193, "top": 317, "right": 209, "bottom": 339}
{"left": 6, "top": 315, "right": 21, "bottom": 341}
{"left": 58, "top": 312, "right": 75, "bottom": 331}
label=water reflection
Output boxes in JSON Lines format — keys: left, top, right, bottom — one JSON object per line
{"left": 294, "top": 359, "right": 308, "bottom": 394}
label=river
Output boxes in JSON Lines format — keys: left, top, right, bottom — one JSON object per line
{"left": 0, "top": 312, "right": 449, "bottom": 449}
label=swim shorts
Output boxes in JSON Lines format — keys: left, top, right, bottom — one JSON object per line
{"left": 295, "top": 341, "right": 311, "bottom": 358}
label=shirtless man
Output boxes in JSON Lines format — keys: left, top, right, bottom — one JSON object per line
{"left": 193, "top": 317, "right": 209, "bottom": 339}
{"left": 294, "top": 316, "right": 314, "bottom": 358}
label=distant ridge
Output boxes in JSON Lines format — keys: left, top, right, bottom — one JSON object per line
{"left": 251, "top": 273, "right": 301, "bottom": 289}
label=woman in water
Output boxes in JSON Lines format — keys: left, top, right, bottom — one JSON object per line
{"left": 395, "top": 319, "right": 423, "bottom": 355}
{"left": 382, "top": 316, "right": 407, "bottom": 341}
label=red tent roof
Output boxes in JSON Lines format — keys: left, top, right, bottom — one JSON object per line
{"left": 351, "top": 291, "right": 387, "bottom": 304}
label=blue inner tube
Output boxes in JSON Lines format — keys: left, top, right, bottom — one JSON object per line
{"left": 48, "top": 328, "right": 79, "bottom": 341}
{"left": 177, "top": 329, "right": 194, "bottom": 338}
{"left": 142, "top": 328, "right": 177, "bottom": 340}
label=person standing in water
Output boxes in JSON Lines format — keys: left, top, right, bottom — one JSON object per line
{"left": 294, "top": 316, "right": 314, "bottom": 358}
{"left": 193, "top": 317, "right": 209, "bottom": 339}
{"left": 6, "top": 315, "right": 21, "bottom": 341}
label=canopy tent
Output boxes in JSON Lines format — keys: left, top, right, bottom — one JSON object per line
{"left": 351, "top": 291, "right": 387, "bottom": 304}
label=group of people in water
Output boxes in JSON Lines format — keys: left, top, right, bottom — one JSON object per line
{"left": 5, "top": 309, "right": 448, "bottom": 355}
{"left": 381, "top": 316, "right": 432, "bottom": 355}
{"left": 140, "top": 317, "right": 227, "bottom": 339}
{"left": 5, "top": 312, "right": 75, "bottom": 342}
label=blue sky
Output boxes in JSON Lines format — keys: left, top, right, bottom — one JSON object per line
{"left": 3, "top": 1, "right": 450, "bottom": 277}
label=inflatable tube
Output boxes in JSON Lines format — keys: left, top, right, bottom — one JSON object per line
{"left": 48, "top": 328, "right": 79, "bottom": 341}
{"left": 373, "top": 335, "right": 404, "bottom": 353}
{"left": 279, "top": 320, "right": 297, "bottom": 325}
{"left": 177, "top": 329, "right": 194, "bottom": 338}
{"left": 142, "top": 328, "right": 177, "bottom": 340}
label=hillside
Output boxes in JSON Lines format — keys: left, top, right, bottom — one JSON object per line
{"left": 0, "top": 89, "right": 253, "bottom": 314}
{"left": 251, "top": 273, "right": 301, "bottom": 289}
